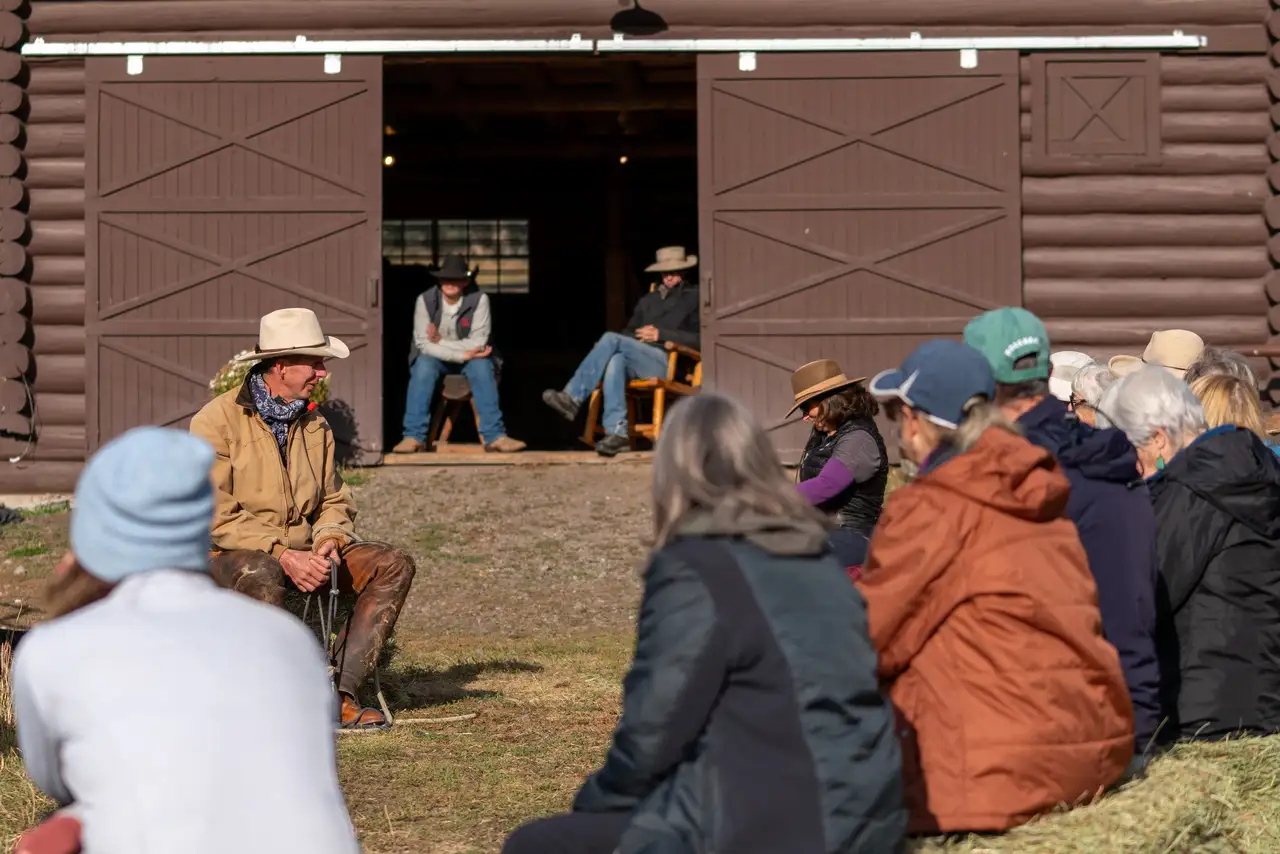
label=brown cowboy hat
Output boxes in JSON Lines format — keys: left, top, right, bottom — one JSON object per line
{"left": 786, "top": 359, "right": 867, "bottom": 417}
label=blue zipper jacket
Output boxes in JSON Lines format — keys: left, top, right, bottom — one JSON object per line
{"left": 1019, "top": 397, "right": 1162, "bottom": 748}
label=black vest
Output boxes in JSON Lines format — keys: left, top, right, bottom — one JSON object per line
{"left": 798, "top": 417, "right": 888, "bottom": 534}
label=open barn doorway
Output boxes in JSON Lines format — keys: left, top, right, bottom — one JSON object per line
{"left": 379, "top": 56, "right": 697, "bottom": 451}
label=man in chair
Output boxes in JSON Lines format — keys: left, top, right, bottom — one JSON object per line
{"left": 543, "top": 246, "right": 700, "bottom": 456}
{"left": 190, "top": 307, "right": 416, "bottom": 731}
{"left": 392, "top": 254, "right": 525, "bottom": 454}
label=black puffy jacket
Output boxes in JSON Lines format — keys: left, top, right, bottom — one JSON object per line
{"left": 1149, "top": 426, "right": 1280, "bottom": 741}
{"left": 573, "top": 509, "right": 905, "bottom": 853}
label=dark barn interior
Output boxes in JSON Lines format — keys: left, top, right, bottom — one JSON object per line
{"left": 379, "top": 56, "right": 698, "bottom": 450}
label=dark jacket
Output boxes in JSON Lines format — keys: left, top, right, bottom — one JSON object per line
{"left": 622, "top": 281, "right": 700, "bottom": 351}
{"left": 798, "top": 417, "right": 889, "bottom": 535}
{"left": 1018, "top": 397, "right": 1161, "bottom": 748}
{"left": 574, "top": 508, "right": 905, "bottom": 854}
{"left": 1148, "top": 425, "right": 1280, "bottom": 741}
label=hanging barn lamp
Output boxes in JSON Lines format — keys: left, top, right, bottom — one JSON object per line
{"left": 611, "top": 1, "right": 668, "bottom": 36}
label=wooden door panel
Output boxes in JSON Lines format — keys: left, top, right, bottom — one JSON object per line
{"left": 697, "top": 52, "right": 1022, "bottom": 461}
{"left": 86, "top": 56, "right": 383, "bottom": 456}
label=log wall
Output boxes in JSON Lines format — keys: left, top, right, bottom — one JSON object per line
{"left": 0, "top": 53, "right": 86, "bottom": 492}
{"left": 0, "top": 7, "right": 46, "bottom": 491}
{"left": 1020, "top": 54, "right": 1277, "bottom": 390}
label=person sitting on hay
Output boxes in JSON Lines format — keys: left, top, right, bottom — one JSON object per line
{"left": 191, "top": 307, "right": 416, "bottom": 731}
{"left": 11, "top": 427, "right": 359, "bottom": 854}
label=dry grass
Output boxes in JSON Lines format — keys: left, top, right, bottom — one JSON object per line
{"left": 0, "top": 466, "right": 1278, "bottom": 852}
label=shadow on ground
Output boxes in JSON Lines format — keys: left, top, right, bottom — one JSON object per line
{"left": 381, "top": 659, "right": 544, "bottom": 710}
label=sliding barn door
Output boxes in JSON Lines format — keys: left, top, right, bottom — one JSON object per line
{"left": 85, "top": 55, "right": 384, "bottom": 458}
{"left": 697, "top": 52, "right": 1022, "bottom": 461}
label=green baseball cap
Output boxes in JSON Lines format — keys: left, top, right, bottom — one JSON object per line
{"left": 963, "top": 307, "right": 1051, "bottom": 384}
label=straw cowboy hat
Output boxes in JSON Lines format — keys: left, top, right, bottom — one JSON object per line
{"left": 1108, "top": 330, "right": 1204, "bottom": 379}
{"left": 236, "top": 307, "right": 350, "bottom": 361}
{"left": 786, "top": 359, "right": 867, "bottom": 417}
{"left": 645, "top": 246, "right": 698, "bottom": 273}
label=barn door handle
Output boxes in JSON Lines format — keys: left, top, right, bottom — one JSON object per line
{"left": 368, "top": 274, "right": 380, "bottom": 308}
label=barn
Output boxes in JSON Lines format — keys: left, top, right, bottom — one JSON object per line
{"left": 0, "top": 0, "right": 1275, "bottom": 491}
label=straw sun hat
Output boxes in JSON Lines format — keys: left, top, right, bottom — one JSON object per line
{"left": 645, "top": 246, "right": 698, "bottom": 272}
{"left": 236, "top": 307, "right": 350, "bottom": 362}
{"left": 1108, "top": 330, "right": 1204, "bottom": 379}
{"left": 786, "top": 359, "right": 867, "bottom": 417}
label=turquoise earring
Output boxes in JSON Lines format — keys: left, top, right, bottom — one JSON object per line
{"left": 1156, "top": 457, "right": 1166, "bottom": 471}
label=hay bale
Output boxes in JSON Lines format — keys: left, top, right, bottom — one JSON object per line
{"left": 0, "top": 635, "right": 14, "bottom": 751}
{"left": 910, "top": 736, "right": 1280, "bottom": 853}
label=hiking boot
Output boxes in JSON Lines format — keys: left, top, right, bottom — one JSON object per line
{"left": 391, "top": 436, "right": 425, "bottom": 454}
{"left": 339, "top": 692, "right": 389, "bottom": 731}
{"left": 485, "top": 435, "right": 527, "bottom": 453}
{"left": 595, "top": 434, "right": 630, "bottom": 457}
{"left": 542, "top": 389, "right": 580, "bottom": 421}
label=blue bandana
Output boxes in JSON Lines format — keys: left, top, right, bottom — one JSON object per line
{"left": 248, "top": 370, "right": 308, "bottom": 457}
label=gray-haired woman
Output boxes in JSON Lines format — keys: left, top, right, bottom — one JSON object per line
{"left": 1069, "top": 364, "right": 1116, "bottom": 427}
{"left": 1099, "top": 366, "right": 1280, "bottom": 742}
{"left": 503, "top": 393, "right": 906, "bottom": 854}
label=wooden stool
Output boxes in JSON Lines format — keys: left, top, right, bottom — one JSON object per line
{"left": 428, "top": 375, "right": 484, "bottom": 453}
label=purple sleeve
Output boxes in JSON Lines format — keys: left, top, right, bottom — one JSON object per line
{"left": 796, "top": 458, "right": 856, "bottom": 506}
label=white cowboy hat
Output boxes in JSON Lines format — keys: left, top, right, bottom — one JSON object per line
{"left": 645, "top": 246, "right": 698, "bottom": 273}
{"left": 1048, "top": 350, "right": 1094, "bottom": 402}
{"left": 1108, "top": 330, "right": 1204, "bottom": 379}
{"left": 236, "top": 308, "right": 350, "bottom": 362}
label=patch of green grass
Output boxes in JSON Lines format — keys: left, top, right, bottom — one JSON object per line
{"left": 415, "top": 522, "right": 455, "bottom": 552}
{"left": 19, "top": 502, "right": 68, "bottom": 519}
{"left": 4, "top": 546, "right": 46, "bottom": 559}
{"left": 339, "top": 469, "right": 372, "bottom": 488}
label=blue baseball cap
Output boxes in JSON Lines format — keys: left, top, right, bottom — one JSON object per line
{"left": 869, "top": 340, "right": 997, "bottom": 429}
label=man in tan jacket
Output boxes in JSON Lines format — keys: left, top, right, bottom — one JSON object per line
{"left": 191, "top": 308, "right": 416, "bottom": 730}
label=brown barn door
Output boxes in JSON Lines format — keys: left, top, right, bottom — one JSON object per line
{"left": 85, "top": 55, "right": 384, "bottom": 458}
{"left": 697, "top": 52, "right": 1022, "bottom": 461}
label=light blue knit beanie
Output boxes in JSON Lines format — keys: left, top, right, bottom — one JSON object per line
{"left": 70, "top": 426, "right": 215, "bottom": 583}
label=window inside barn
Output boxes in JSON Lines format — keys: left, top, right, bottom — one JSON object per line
{"left": 1029, "top": 54, "right": 1161, "bottom": 165}
{"left": 382, "top": 219, "right": 531, "bottom": 294}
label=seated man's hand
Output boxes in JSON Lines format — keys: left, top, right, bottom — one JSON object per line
{"left": 426, "top": 322, "right": 441, "bottom": 344}
{"left": 463, "top": 345, "right": 492, "bottom": 361}
{"left": 314, "top": 538, "right": 341, "bottom": 561}
{"left": 635, "top": 325, "right": 659, "bottom": 344}
{"left": 280, "top": 548, "right": 331, "bottom": 592}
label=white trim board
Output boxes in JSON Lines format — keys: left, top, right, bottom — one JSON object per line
{"left": 21, "top": 31, "right": 1207, "bottom": 57}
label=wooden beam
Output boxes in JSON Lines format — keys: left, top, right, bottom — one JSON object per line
{"left": 386, "top": 141, "right": 695, "bottom": 160}
{"left": 386, "top": 88, "right": 695, "bottom": 114}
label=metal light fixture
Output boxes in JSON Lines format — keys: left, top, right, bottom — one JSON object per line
{"left": 611, "top": 1, "right": 668, "bottom": 37}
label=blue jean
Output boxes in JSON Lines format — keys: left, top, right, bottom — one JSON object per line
{"left": 829, "top": 527, "right": 870, "bottom": 569}
{"left": 402, "top": 354, "right": 506, "bottom": 445}
{"left": 565, "top": 332, "right": 670, "bottom": 438}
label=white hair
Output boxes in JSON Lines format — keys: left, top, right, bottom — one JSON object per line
{"left": 1071, "top": 364, "right": 1116, "bottom": 408}
{"left": 1095, "top": 365, "right": 1207, "bottom": 451}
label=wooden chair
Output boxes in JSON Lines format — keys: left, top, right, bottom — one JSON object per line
{"left": 581, "top": 340, "right": 703, "bottom": 450}
{"left": 429, "top": 374, "right": 485, "bottom": 453}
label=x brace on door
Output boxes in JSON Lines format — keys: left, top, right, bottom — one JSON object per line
{"left": 96, "top": 85, "right": 369, "bottom": 197}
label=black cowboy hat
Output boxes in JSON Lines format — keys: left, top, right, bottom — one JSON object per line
{"left": 432, "top": 254, "right": 473, "bottom": 282}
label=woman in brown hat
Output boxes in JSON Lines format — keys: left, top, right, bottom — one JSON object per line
{"left": 789, "top": 359, "right": 889, "bottom": 570}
